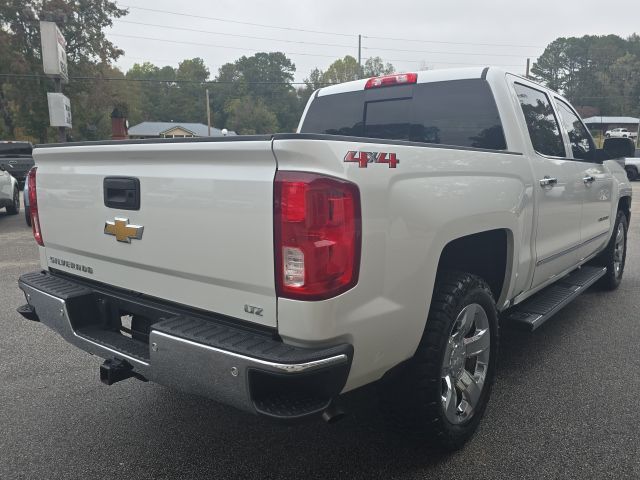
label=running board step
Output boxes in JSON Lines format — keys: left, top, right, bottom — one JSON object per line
{"left": 505, "top": 266, "right": 606, "bottom": 331}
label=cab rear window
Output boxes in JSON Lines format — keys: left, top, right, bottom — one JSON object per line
{"left": 300, "top": 79, "right": 507, "bottom": 150}
{"left": 0, "top": 143, "right": 32, "bottom": 156}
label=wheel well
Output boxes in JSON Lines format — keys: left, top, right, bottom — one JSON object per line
{"left": 437, "top": 229, "right": 508, "bottom": 301}
{"left": 618, "top": 196, "right": 631, "bottom": 223}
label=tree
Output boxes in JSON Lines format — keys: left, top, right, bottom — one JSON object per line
{"left": 531, "top": 34, "right": 638, "bottom": 116}
{"left": 363, "top": 57, "right": 395, "bottom": 77}
{"left": 224, "top": 96, "right": 278, "bottom": 134}
{"left": 321, "top": 55, "right": 361, "bottom": 84}
{"left": 597, "top": 53, "right": 640, "bottom": 116}
{"left": 298, "top": 67, "right": 324, "bottom": 109}
{"left": 214, "top": 52, "right": 299, "bottom": 132}
{"left": 172, "top": 58, "right": 210, "bottom": 123}
{"left": 0, "top": 0, "right": 127, "bottom": 141}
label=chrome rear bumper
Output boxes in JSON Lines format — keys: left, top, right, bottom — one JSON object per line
{"left": 18, "top": 271, "right": 352, "bottom": 420}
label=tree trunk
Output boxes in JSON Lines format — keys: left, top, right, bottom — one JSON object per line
{"left": 0, "top": 86, "right": 16, "bottom": 138}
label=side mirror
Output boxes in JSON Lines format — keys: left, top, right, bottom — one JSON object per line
{"left": 598, "top": 137, "right": 636, "bottom": 161}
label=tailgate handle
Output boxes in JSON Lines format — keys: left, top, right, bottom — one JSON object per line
{"left": 104, "top": 177, "right": 140, "bottom": 210}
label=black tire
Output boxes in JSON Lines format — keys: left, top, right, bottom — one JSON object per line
{"left": 6, "top": 187, "right": 19, "bottom": 215}
{"left": 625, "top": 166, "right": 638, "bottom": 181}
{"left": 380, "top": 271, "right": 499, "bottom": 451}
{"left": 24, "top": 206, "right": 31, "bottom": 226}
{"left": 594, "top": 210, "right": 628, "bottom": 290}
{"left": 605, "top": 133, "right": 611, "bottom": 138}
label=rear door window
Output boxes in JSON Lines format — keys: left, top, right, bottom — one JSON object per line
{"left": 513, "top": 83, "right": 565, "bottom": 158}
{"left": 301, "top": 79, "right": 507, "bottom": 150}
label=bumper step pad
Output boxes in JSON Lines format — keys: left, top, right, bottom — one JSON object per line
{"left": 152, "top": 315, "right": 350, "bottom": 365}
{"left": 505, "top": 265, "right": 606, "bottom": 331}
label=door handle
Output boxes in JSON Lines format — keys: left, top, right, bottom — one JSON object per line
{"left": 539, "top": 176, "right": 558, "bottom": 187}
{"left": 583, "top": 175, "right": 595, "bottom": 184}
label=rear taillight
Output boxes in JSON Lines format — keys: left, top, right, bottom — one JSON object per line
{"left": 274, "top": 171, "right": 361, "bottom": 301}
{"left": 365, "top": 72, "right": 417, "bottom": 89}
{"left": 27, "top": 167, "right": 43, "bottom": 246}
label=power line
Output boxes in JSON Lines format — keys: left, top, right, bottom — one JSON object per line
{"left": 109, "top": 33, "right": 350, "bottom": 59}
{"left": 2, "top": 74, "right": 634, "bottom": 99}
{"left": 0, "top": 73, "right": 330, "bottom": 85}
{"left": 365, "top": 58, "right": 524, "bottom": 67}
{"left": 119, "top": 4, "right": 545, "bottom": 49}
{"left": 109, "top": 33, "right": 526, "bottom": 67}
{"left": 363, "top": 46, "right": 537, "bottom": 58}
{"left": 119, "top": 5, "right": 355, "bottom": 38}
{"left": 114, "top": 19, "right": 537, "bottom": 59}
{"left": 364, "top": 35, "right": 543, "bottom": 49}
{"left": 115, "top": 20, "right": 356, "bottom": 49}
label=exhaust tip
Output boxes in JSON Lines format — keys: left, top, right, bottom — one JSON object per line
{"left": 322, "top": 402, "right": 346, "bottom": 424}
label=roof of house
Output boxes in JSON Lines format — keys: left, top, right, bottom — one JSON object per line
{"left": 582, "top": 116, "right": 640, "bottom": 125}
{"left": 128, "top": 122, "right": 236, "bottom": 137}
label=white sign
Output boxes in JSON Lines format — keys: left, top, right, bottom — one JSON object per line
{"left": 47, "top": 93, "right": 72, "bottom": 128}
{"left": 40, "top": 21, "right": 68, "bottom": 82}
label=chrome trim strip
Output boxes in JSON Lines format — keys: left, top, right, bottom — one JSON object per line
{"left": 536, "top": 231, "right": 609, "bottom": 266}
{"left": 152, "top": 331, "right": 348, "bottom": 373}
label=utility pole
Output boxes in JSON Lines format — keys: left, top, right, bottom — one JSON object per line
{"left": 54, "top": 77, "right": 65, "bottom": 143}
{"left": 206, "top": 88, "right": 212, "bottom": 136}
{"left": 526, "top": 58, "right": 530, "bottom": 78}
{"left": 358, "top": 35, "right": 362, "bottom": 78}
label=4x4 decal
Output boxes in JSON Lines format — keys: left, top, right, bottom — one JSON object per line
{"left": 344, "top": 151, "right": 399, "bottom": 168}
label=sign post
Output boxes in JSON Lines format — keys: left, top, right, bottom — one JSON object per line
{"left": 40, "top": 21, "right": 69, "bottom": 142}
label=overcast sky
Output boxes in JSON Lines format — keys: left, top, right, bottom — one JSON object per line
{"left": 107, "top": 0, "right": 640, "bottom": 82}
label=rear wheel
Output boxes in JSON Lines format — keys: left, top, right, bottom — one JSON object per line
{"left": 380, "top": 271, "right": 499, "bottom": 450}
{"left": 594, "top": 210, "right": 628, "bottom": 290}
{"left": 6, "top": 187, "right": 19, "bottom": 215}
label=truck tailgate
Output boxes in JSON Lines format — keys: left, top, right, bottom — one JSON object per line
{"left": 33, "top": 139, "right": 278, "bottom": 327}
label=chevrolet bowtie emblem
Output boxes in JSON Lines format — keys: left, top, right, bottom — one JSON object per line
{"left": 104, "top": 218, "right": 144, "bottom": 243}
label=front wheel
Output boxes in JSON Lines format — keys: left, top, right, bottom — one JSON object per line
{"left": 380, "top": 271, "right": 499, "bottom": 450}
{"left": 594, "top": 210, "right": 628, "bottom": 290}
{"left": 6, "top": 187, "right": 19, "bottom": 215}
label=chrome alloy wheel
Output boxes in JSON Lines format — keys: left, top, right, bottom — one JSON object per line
{"left": 441, "top": 303, "right": 491, "bottom": 424}
{"left": 613, "top": 221, "right": 626, "bottom": 278}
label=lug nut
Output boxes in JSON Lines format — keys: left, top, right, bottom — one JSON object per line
{"left": 230, "top": 367, "right": 239, "bottom": 377}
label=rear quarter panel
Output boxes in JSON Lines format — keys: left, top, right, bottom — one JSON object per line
{"left": 272, "top": 137, "right": 534, "bottom": 390}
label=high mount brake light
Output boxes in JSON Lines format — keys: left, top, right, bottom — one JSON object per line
{"left": 365, "top": 73, "right": 418, "bottom": 89}
{"left": 27, "top": 167, "right": 43, "bottom": 246}
{"left": 274, "top": 171, "right": 361, "bottom": 301}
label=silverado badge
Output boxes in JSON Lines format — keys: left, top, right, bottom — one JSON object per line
{"left": 104, "top": 218, "right": 144, "bottom": 243}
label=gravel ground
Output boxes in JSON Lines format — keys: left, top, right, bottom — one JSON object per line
{"left": 1, "top": 187, "right": 639, "bottom": 480}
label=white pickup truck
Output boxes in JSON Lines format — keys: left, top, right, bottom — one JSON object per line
{"left": 18, "top": 68, "right": 632, "bottom": 450}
